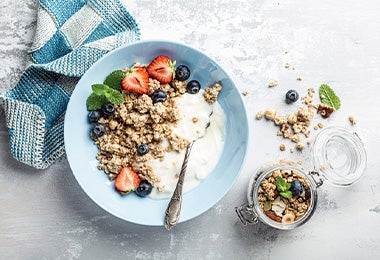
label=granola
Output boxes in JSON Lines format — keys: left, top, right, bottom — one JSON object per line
{"left": 258, "top": 169, "right": 311, "bottom": 223}
{"left": 88, "top": 58, "right": 224, "bottom": 197}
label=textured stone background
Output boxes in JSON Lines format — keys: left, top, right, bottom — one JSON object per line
{"left": 1, "top": 0, "right": 380, "bottom": 259}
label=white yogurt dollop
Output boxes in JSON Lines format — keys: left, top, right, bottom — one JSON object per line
{"left": 149, "top": 90, "right": 226, "bottom": 199}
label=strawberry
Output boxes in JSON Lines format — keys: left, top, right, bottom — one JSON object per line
{"left": 146, "top": 55, "right": 176, "bottom": 84}
{"left": 115, "top": 166, "right": 141, "bottom": 195}
{"left": 121, "top": 68, "right": 149, "bottom": 94}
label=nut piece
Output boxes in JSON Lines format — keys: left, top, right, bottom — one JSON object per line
{"left": 280, "top": 143, "right": 286, "bottom": 151}
{"left": 317, "top": 104, "right": 334, "bottom": 118}
{"left": 282, "top": 213, "right": 295, "bottom": 223}
{"left": 349, "top": 115, "right": 357, "bottom": 125}
{"left": 264, "top": 210, "right": 282, "bottom": 222}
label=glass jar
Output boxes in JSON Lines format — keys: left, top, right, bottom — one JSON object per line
{"left": 235, "top": 126, "right": 367, "bottom": 230}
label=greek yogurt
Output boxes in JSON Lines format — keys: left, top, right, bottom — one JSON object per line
{"left": 148, "top": 90, "right": 226, "bottom": 199}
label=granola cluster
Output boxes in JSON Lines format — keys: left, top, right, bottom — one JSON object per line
{"left": 258, "top": 169, "right": 311, "bottom": 223}
{"left": 256, "top": 88, "right": 326, "bottom": 152}
{"left": 93, "top": 78, "right": 222, "bottom": 185}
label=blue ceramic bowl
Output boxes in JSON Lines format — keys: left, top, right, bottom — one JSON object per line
{"left": 64, "top": 40, "right": 249, "bottom": 226}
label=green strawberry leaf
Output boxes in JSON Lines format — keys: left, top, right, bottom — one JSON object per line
{"left": 280, "top": 191, "right": 292, "bottom": 199}
{"left": 319, "top": 84, "right": 341, "bottom": 110}
{"left": 104, "top": 70, "right": 125, "bottom": 90}
{"left": 86, "top": 93, "right": 107, "bottom": 110}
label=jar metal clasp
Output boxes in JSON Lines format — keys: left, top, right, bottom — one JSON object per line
{"left": 235, "top": 203, "right": 258, "bottom": 225}
{"left": 309, "top": 170, "right": 324, "bottom": 188}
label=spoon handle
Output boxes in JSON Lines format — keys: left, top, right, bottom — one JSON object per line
{"left": 164, "top": 141, "right": 194, "bottom": 230}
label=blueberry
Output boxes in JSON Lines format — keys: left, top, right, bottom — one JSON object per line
{"left": 175, "top": 65, "right": 190, "bottom": 81}
{"left": 88, "top": 110, "right": 101, "bottom": 123}
{"left": 135, "top": 180, "right": 153, "bottom": 197}
{"left": 91, "top": 123, "right": 106, "bottom": 138}
{"left": 102, "top": 103, "right": 115, "bottom": 116}
{"left": 290, "top": 179, "right": 304, "bottom": 196}
{"left": 151, "top": 89, "right": 167, "bottom": 103}
{"left": 137, "top": 143, "right": 149, "bottom": 155}
{"left": 186, "top": 80, "right": 201, "bottom": 94}
{"left": 285, "top": 89, "right": 299, "bottom": 104}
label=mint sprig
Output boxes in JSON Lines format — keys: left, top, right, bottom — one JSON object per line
{"left": 319, "top": 84, "right": 341, "bottom": 110}
{"left": 276, "top": 177, "right": 292, "bottom": 199}
{"left": 104, "top": 70, "right": 125, "bottom": 90}
{"left": 86, "top": 84, "right": 124, "bottom": 110}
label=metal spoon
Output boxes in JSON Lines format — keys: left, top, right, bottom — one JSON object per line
{"left": 164, "top": 114, "right": 212, "bottom": 230}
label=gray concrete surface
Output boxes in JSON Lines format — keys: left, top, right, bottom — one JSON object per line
{"left": 1, "top": 0, "right": 380, "bottom": 259}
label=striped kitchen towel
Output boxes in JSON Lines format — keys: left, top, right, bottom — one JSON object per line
{"left": 1, "top": 0, "right": 140, "bottom": 169}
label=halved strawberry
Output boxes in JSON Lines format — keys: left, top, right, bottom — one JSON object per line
{"left": 146, "top": 55, "right": 175, "bottom": 84}
{"left": 115, "top": 166, "right": 141, "bottom": 195}
{"left": 121, "top": 68, "right": 149, "bottom": 94}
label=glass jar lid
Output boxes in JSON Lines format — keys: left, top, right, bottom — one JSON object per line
{"left": 311, "top": 126, "right": 367, "bottom": 186}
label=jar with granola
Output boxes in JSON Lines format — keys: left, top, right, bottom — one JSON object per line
{"left": 236, "top": 126, "right": 367, "bottom": 230}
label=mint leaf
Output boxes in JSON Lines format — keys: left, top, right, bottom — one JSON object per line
{"left": 92, "top": 84, "right": 108, "bottom": 95}
{"left": 276, "top": 177, "right": 288, "bottom": 192}
{"left": 107, "top": 91, "right": 124, "bottom": 105}
{"left": 104, "top": 88, "right": 124, "bottom": 105}
{"left": 86, "top": 93, "right": 107, "bottom": 110}
{"left": 104, "top": 70, "right": 125, "bottom": 90}
{"left": 319, "top": 84, "right": 341, "bottom": 110}
{"left": 280, "top": 191, "right": 292, "bottom": 199}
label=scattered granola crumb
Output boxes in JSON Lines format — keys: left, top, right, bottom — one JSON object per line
{"left": 280, "top": 143, "right": 286, "bottom": 151}
{"left": 301, "top": 88, "right": 315, "bottom": 105}
{"left": 349, "top": 115, "right": 357, "bottom": 125}
{"left": 313, "top": 125, "right": 319, "bottom": 130}
{"left": 268, "top": 80, "right": 279, "bottom": 88}
{"left": 307, "top": 140, "right": 312, "bottom": 145}
{"left": 256, "top": 111, "right": 265, "bottom": 120}
{"left": 242, "top": 91, "right": 250, "bottom": 96}
{"left": 264, "top": 108, "right": 277, "bottom": 121}
{"left": 296, "top": 142, "right": 304, "bottom": 150}
{"left": 290, "top": 147, "right": 295, "bottom": 153}
{"left": 192, "top": 117, "right": 199, "bottom": 123}
{"left": 285, "top": 63, "right": 291, "bottom": 68}
{"left": 296, "top": 161, "right": 302, "bottom": 165}
{"left": 297, "top": 76, "right": 303, "bottom": 81}
{"left": 317, "top": 122, "right": 324, "bottom": 129}
{"left": 291, "top": 134, "right": 301, "bottom": 143}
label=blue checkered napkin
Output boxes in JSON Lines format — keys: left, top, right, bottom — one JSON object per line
{"left": 1, "top": 0, "right": 140, "bottom": 169}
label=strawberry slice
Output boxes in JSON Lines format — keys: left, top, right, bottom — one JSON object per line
{"left": 146, "top": 55, "right": 176, "bottom": 84}
{"left": 121, "top": 68, "right": 149, "bottom": 94}
{"left": 115, "top": 166, "right": 141, "bottom": 195}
